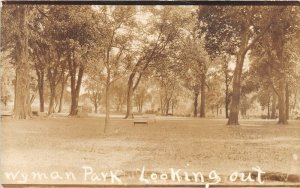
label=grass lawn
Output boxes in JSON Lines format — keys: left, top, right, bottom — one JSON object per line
{"left": 1, "top": 116, "right": 300, "bottom": 185}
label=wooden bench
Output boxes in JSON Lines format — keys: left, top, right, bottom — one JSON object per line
{"left": 32, "top": 111, "right": 39, "bottom": 116}
{"left": 133, "top": 117, "right": 149, "bottom": 126}
{"left": 1, "top": 111, "right": 13, "bottom": 119}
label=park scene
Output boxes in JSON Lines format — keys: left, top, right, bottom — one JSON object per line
{"left": 1, "top": 4, "right": 300, "bottom": 186}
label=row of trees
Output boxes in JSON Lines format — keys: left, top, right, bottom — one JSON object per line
{"left": 1, "top": 5, "right": 299, "bottom": 132}
{"left": 198, "top": 6, "right": 300, "bottom": 125}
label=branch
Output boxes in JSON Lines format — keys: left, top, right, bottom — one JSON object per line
{"left": 37, "top": 7, "right": 49, "bottom": 18}
{"left": 133, "top": 73, "right": 142, "bottom": 91}
{"left": 244, "top": 7, "right": 286, "bottom": 53}
{"left": 244, "top": 23, "right": 272, "bottom": 54}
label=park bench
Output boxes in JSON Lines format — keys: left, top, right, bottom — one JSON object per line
{"left": 133, "top": 116, "right": 149, "bottom": 126}
{"left": 133, "top": 114, "right": 157, "bottom": 126}
{"left": 0, "top": 111, "right": 13, "bottom": 119}
{"left": 32, "top": 111, "right": 39, "bottom": 116}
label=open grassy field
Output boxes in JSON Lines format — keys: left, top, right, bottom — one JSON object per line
{"left": 1, "top": 116, "right": 300, "bottom": 185}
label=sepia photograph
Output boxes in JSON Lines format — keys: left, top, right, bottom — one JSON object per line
{"left": 1, "top": 1, "right": 300, "bottom": 187}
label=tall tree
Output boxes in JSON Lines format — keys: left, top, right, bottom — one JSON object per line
{"left": 85, "top": 77, "right": 104, "bottom": 113}
{"left": 198, "top": 6, "right": 281, "bottom": 125}
{"left": 180, "top": 31, "right": 209, "bottom": 117}
{"left": 250, "top": 6, "right": 300, "bottom": 124}
{"left": 1, "top": 5, "right": 33, "bottom": 119}
{"left": 88, "top": 6, "right": 136, "bottom": 132}
{"left": 37, "top": 6, "right": 98, "bottom": 116}
{"left": 219, "top": 55, "right": 234, "bottom": 118}
{"left": 124, "top": 7, "right": 189, "bottom": 118}
{"left": 111, "top": 80, "right": 127, "bottom": 112}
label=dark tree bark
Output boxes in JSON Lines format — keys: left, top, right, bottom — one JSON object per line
{"left": 225, "top": 74, "right": 231, "bottom": 119}
{"left": 35, "top": 65, "right": 45, "bottom": 112}
{"left": 166, "top": 99, "right": 170, "bottom": 115}
{"left": 171, "top": 100, "right": 174, "bottom": 114}
{"left": 223, "top": 60, "right": 232, "bottom": 119}
{"left": 69, "top": 65, "right": 84, "bottom": 116}
{"left": 104, "top": 74, "right": 111, "bottom": 133}
{"left": 227, "top": 51, "right": 246, "bottom": 125}
{"left": 267, "top": 100, "right": 270, "bottom": 119}
{"left": 278, "top": 79, "right": 287, "bottom": 124}
{"left": 90, "top": 91, "right": 100, "bottom": 114}
{"left": 200, "top": 74, "right": 206, "bottom": 118}
{"left": 125, "top": 72, "right": 142, "bottom": 118}
{"left": 94, "top": 102, "right": 98, "bottom": 113}
{"left": 32, "top": 42, "right": 47, "bottom": 113}
{"left": 136, "top": 96, "right": 144, "bottom": 113}
{"left": 47, "top": 50, "right": 64, "bottom": 115}
{"left": 68, "top": 49, "right": 84, "bottom": 116}
{"left": 193, "top": 91, "right": 199, "bottom": 117}
{"left": 285, "top": 84, "right": 289, "bottom": 120}
{"left": 47, "top": 65, "right": 58, "bottom": 115}
{"left": 160, "top": 96, "right": 164, "bottom": 115}
{"left": 273, "top": 24, "right": 288, "bottom": 125}
{"left": 58, "top": 70, "right": 68, "bottom": 113}
{"left": 227, "top": 21, "right": 272, "bottom": 125}
{"left": 225, "top": 87, "right": 229, "bottom": 118}
{"left": 227, "top": 24, "right": 251, "bottom": 125}
{"left": 48, "top": 82, "right": 56, "bottom": 114}
{"left": 125, "top": 73, "right": 134, "bottom": 118}
{"left": 14, "top": 6, "right": 32, "bottom": 119}
{"left": 271, "top": 90, "right": 277, "bottom": 119}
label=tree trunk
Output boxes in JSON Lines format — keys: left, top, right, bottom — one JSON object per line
{"left": 225, "top": 84, "right": 229, "bottom": 118}
{"left": 94, "top": 102, "right": 98, "bottom": 113}
{"left": 58, "top": 73, "right": 68, "bottom": 113}
{"left": 139, "top": 102, "right": 142, "bottom": 113}
{"left": 227, "top": 52, "right": 246, "bottom": 125}
{"left": 38, "top": 71, "right": 45, "bottom": 112}
{"left": 14, "top": 6, "right": 32, "bottom": 119}
{"left": 48, "top": 86, "right": 56, "bottom": 115}
{"left": 271, "top": 90, "right": 277, "bottom": 119}
{"left": 69, "top": 85, "right": 81, "bottom": 116}
{"left": 200, "top": 74, "right": 206, "bottom": 118}
{"left": 274, "top": 24, "right": 287, "bottom": 124}
{"left": 267, "top": 100, "right": 270, "bottom": 119}
{"left": 285, "top": 84, "right": 289, "bottom": 120}
{"left": 125, "top": 72, "right": 142, "bottom": 119}
{"left": 193, "top": 91, "right": 199, "bottom": 117}
{"left": 104, "top": 83, "right": 110, "bottom": 133}
{"left": 166, "top": 99, "right": 170, "bottom": 115}
{"left": 47, "top": 55, "right": 61, "bottom": 115}
{"left": 292, "top": 90, "right": 297, "bottom": 118}
{"left": 125, "top": 76, "right": 134, "bottom": 119}
{"left": 172, "top": 101, "right": 174, "bottom": 114}
{"left": 160, "top": 97, "right": 164, "bottom": 115}
{"left": 278, "top": 78, "right": 287, "bottom": 124}
{"left": 69, "top": 77, "right": 77, "bottom": 115}
{"left": 69, "top": 50, "right": 84, "bottom": 116}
